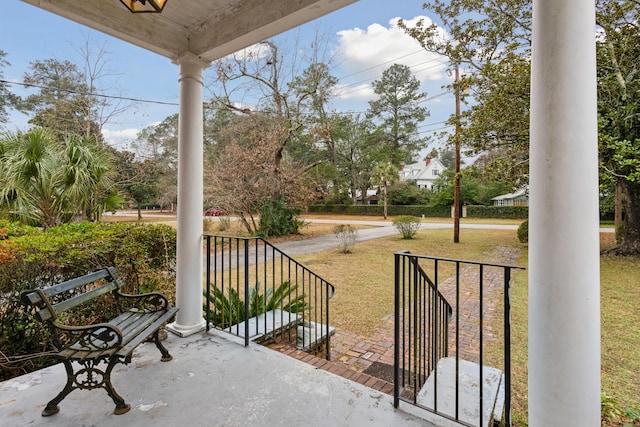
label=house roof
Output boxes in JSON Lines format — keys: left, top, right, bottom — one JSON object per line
{"left": 400, "top": 158, "right": 446, "bottom": 182}
{"left": 491, "top": 188, "right": 528, "bottom": 201}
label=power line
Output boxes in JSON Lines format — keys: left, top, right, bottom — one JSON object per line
{"left": 335, "top": 48, "right": 426, "bottom": 80}
{"left": 336, "top": 59, "right": 447, "bottom": 97}
{"left": 417, "top": 120, "right": 449, "bottom": 129}
{"left": 2, "top": 79, "right": 179, "bottom": 107}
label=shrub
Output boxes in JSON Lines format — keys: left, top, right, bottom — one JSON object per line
{"left": 393, "top": 216, "right": 421, "bottom": 239}
{"left": 0, "top": 220, "right": 38, "bottom": 240}
{"left": 259, "top": 196, "right": 306, "bottom": 237}
{"left": 333, "top": 224, "right": 357, "bottom": 253}
{"left": 307, "top": 204, "right": 528, "bottom": 219}
{"left": 0, "top": 221, "right": 177, "bottom": 381}
{"left": 517, "top": 220, "right": 529, "bottom": 243}
{"left": 466, "top": 205, "right": 529, "bottom": 219}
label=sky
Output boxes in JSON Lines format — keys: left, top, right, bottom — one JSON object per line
{"left": 0, "top": 0, "right": 458, "bottom": 159}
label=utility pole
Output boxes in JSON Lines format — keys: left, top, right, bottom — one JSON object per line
{"left": 453, "top": 63, "right": 461, "bottom": 243}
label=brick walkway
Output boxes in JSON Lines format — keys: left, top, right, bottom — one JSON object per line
{"left": 267, "top": 244, "right": 522, "bottom": 395}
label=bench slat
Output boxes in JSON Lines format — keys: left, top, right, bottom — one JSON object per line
{"left": 111, "top": 311, "right": 141, "bottom": 332}
{"left": 23, "top": 268, "right": 117, "bottom": 305}
{"left": 57, "top": 309, "right": 177, "bottom": 361}
{"left": 117, "top": 307, "right": 178, "bottom": 358}
{"left": 59, "top": 346, "right": 117, "bottom": 361}
{"left": 36, "top": 281, "right": 120, "bottom": 322}
{"left": 112, "top": 311, "right": 166, "bottom": 344}
{"left": 119, "top": 313, "right": 162, "bottom": 343}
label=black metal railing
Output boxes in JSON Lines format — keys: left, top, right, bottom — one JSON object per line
{"left": 204, "top": 235, "right": 335, "bottom": 360}
{"left": 393, "top": 251, "right": 523, "bottom": 427}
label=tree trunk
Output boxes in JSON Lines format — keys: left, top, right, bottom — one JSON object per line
{"left": 383, "top": 184, "right": 388, "bottom": 220}
{"left": 617, "top": 179, "right": 640, "bottom": 255}
{"left": 238, "top": 212, "right": 253, "bottom": 234}
{"left": 614, "top": 180, "right": 623, "bottom": 242}
{"left": 137, "top": 202, "right": 142, "bottom": 221}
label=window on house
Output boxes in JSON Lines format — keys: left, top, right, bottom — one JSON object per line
{"left": 432, "top": 169, "right": 439, "bottom": 176}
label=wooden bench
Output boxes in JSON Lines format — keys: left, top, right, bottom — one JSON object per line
{"left": 21, "top": 267, "right": 179, "bottom": 416}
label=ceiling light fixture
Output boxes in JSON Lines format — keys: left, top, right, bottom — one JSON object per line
{"left": 120, "top": 0, "right": 167, "bottom": 13}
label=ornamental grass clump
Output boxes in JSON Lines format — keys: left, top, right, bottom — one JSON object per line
{"left": 333, "top": 224, "right": 357, "bottom": 253}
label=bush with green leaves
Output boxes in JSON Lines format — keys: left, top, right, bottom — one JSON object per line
{"left": 259, "top": 195, "right": 306, "bottom": 237}
{"left": 517, "top": 220, "right": 529, "bottom": 243}
{"left": 393, "top": 215, "right": 421, "bottom": 239}
{"left": 205, "top": 281, "right": 309, "bottom": 328}
{"left": 307, "top": 204, "right": 528, "bottom": 219}
{"left": 0, "top": 221, "right": 176, "bottom": 381}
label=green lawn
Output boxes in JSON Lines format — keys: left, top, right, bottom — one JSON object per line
{"left": 294, "top": 227, "right": 639, "bottom": 426}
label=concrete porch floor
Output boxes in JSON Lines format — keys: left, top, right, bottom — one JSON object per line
{"left": 0, "top": 330, "right": 440, "bottom": 427}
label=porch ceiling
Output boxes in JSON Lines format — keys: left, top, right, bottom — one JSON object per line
{"left": 20, "top": 0, "right": 358, "bottom": 62}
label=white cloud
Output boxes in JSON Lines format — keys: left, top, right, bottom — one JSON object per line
{"left": 102, "top": 127, "right": 140, "bottom": 151}
{"left": 334, "top": 82, "right": 374, "bottom": 101}
{"left": 335, "top": 16, "right": 450, "bottom": 102}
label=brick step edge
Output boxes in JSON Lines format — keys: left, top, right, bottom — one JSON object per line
{"left": 267, "top": 342, "right": 394, "bottom": 396}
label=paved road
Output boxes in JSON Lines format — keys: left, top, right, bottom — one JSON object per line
{"left": 272, "top": 220, "right": 518, "bottom": 256}
{"left": 111, "top": 211, "right": 612, "bottom": 256}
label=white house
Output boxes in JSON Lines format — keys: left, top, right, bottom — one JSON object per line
{"left": 399, "top": 157, "right": 446, "bottom": 190}
{"left": 492, "top": 188, "right": 529, "bottom": 206}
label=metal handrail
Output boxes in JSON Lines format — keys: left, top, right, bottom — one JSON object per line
{"left": 203, "top": 234, "right": 335, "bottom": 360}
{"left": 393, "top": 250, "right": 523, "bottom": 427}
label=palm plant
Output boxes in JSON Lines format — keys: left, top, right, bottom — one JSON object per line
{"left": 205, "top": 281, "right": 309, "bottom": 328}
{"left": 371, "top": 161, "right": 399, "bottom": 219}
{"left": 206, "top": 287, "right": 246, "bottom": 329}
{"left": 0, "top": 128, "right": 120, "bottom": 227}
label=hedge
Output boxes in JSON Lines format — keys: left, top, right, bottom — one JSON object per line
{"left": 0, "top": 221, "right": 177, "bottom": 381}
{"left": 465, "top": 205, "right": 528, "bottom": 219}
{"left": 308, "top": 204, "right": 528, "bottom": 219}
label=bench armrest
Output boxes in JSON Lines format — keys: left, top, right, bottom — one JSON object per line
{"left": 115, "top": 291, "right": 170, "bottom": 313}
{"left": 52, "top": 322, "right": 123, "bottom": 352}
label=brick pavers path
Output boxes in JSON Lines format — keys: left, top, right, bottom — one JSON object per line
{"left": 438, "top": 245, "right": 522, "bottom": 362}
{"left": 268, "top": 244, "right": 522, "bottom": 394}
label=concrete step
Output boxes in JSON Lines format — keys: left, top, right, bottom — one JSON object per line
{"left": 224, "top": 309, "right": 302, "bottom": 340}
{"left": 296, "top": 321, "right": 336, "bottom": 351}
{"left": 416, "top": 357, "right": 504, "bottom": 427}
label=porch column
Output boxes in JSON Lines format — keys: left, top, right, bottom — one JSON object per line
{"left": 529, "top": 0, "right": 600, "bottom": 425}
{"left": 167, "top": 53, "right": 209, "bottom": 337}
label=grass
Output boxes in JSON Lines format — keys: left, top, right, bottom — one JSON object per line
{"left": 599, "top": 235, "right": 640, "bottom": 424}
{"left": 292, "top": 226, "right": 639, "bottom": 426}
{"left": 296, "top": 227, "right": 521, "bottom": 336}
{"left": 501, "top": 233, "right": 640, "bottom": 426}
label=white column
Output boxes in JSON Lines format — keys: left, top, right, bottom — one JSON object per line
{"left": 529, "top": 0, "right": 600, "bottom": 425}
{"left": 167, "top": 53, "right": 209, "bottom": 337}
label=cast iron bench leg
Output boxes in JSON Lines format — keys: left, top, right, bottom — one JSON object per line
{"left": 42, "top": 358, "right": 131, "bottom": 416}
{"left": 104, "top": 357, "right": 131, "bottom": 415}
{"left": 42, "top": 359, "right": 75, "bottom": 416}
{"left": 154, "top": 330, "right": 173, "bottom": 362}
